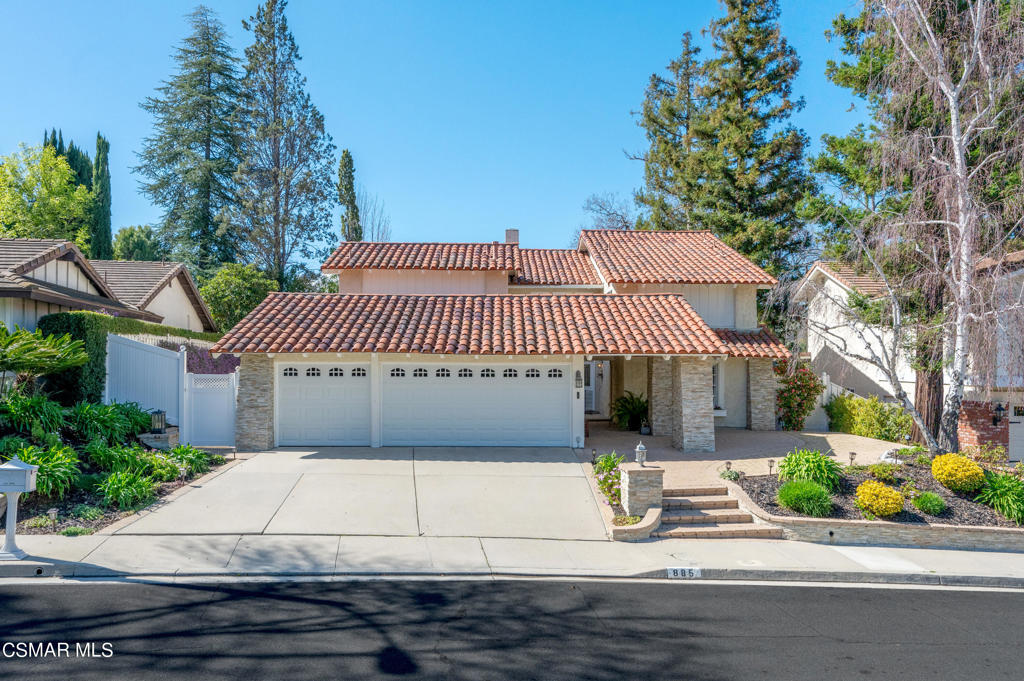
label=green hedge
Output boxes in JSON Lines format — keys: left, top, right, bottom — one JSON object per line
{"left": 824, "top": 393, "right": 913, "bottom": 443}
{"left": 37, "top": 311, "right": 221, "bottom": 405}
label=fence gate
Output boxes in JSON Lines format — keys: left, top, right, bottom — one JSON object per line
{"left": 182, "top": 371, "right": 238, "bottom": 447}
{"left": 104, "top": 334, "right": 185, "bottom": 425}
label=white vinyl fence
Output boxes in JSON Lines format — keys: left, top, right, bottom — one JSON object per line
{"left": 104, "top": 334, "right": 236, "bottom": 447}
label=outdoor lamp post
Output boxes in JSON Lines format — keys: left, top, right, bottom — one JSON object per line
{"left": 635, "top": 441, "right": 647, "bottom": 467}
{"left": 767, "top": 459, "right": 775, "bottom": 476}
{"left": 849, "top": 452, "right": 857, "bottom": 466}
{"left": 151, "top": 409, "right": 166, "bottom": 434}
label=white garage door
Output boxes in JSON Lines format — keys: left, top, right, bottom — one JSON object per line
{"left": 276, "top": 363, "right": 371, "bottom": 446}
{"left": 381, "top": 363, "right": 572, "bottom": 446}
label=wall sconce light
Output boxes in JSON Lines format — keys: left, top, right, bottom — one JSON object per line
{"left": 575, "top": 370, "right": 584, "bottom": 389}
{"left": 994, "top": 402, "right": 1006, "bottom": 426}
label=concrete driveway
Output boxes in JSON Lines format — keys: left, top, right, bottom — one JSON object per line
{"left": 113, "top": 447, "right": 607, "bottom": 540}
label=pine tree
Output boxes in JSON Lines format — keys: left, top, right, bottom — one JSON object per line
{"left": 639, "top": 0, "right": 813, "bottom": 276}
{"left": 233, "top": 0, "right": 337, "bottom": 288}
{"left": 337, "top": 149, "right": 361, "bottom": 241}
{"left": 135, "top": 5, "right": 243, "bottom": 278}
{"left": 90, "top": 133, "right": 113, "bottom": 259}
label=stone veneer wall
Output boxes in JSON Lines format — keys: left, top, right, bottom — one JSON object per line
{"left": 235, "top": 354, "right": 275, "bottom": 452}
{"left": 746, "top": 358, "right": 777, "bottom": 431}
{"left": 648, "top": 358, "right": 673, "bottom": 437}
{"left": 620, "top": 463, "right": 664, "bottom": 516}
{"left": 672, "top": 357, "right": 715, "bottom": 452}
{"left": 958, "top": 400, "right": 1008, "bottom": 449}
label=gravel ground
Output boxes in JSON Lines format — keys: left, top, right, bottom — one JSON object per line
{"left": 737, "top": 460, "right": 1019, "bottom": 528}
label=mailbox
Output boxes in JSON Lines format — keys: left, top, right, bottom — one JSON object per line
{"left": 0, "top": 456, "right": 38, "bottom": 561}
{"left": 0, "top": 456, "right": 38, "bottom": 494}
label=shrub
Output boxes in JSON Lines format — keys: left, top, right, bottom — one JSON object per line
{"left": 777, "top": 480, "right": 833, "bottom": 517}
{"left": 145, "top": 452, "right": 182, "bottom": 482}
{"left": 66, "top": 402, "right": 130, "bottom": 444}
{"left": 611, "top": 391, "right": 648, "bottom": 431}
{"left": 60, "top": 526, "right": 95, "bottom": 537}
{"left": 0, "top": 391, "right": 65, "bottom": 434}
{"left": 774, "top": 360, "right": 825, "bottom": 430}
{"left": 0, "top": 324, "right": 88, "bottom": 391}
{"left": 961, "top": 443, "right": 1009, "bottom": 464}
{"left": 777, "top": 449, "right": 843, "bottom": 491}
{"left": 855, "top": 480, "right": 904, "bottom": 518}
{"left": 98, "top": 470, "right": 156, "bottom": 509}
{"left": 914, "top": 453, "right": 932, "bottom": 467}
{"left": 73, "top": 472, "right": 106, "bottom": 493}
{"left": 912, "top": 492, "right": 947, "bottom": 516}
{"left": 720, "top": 469, "right": 740, "bottom": 481}
{"left": 168, "top": 444, "right": 210, "bottom": 477}
{"left": 868, "top": 462, "right": 899, "bottom": 483}
{"left": 85, "top": 440, "right": 148, "bottom": 474}
{"left": 975, "top": 472, "right": 1024, "bottom": 525}
{"left": 37, "top": 311, "right": 219, "bottom": 404}
{"left": 932, "top": 453, "right": 985, "bottom": 493}
{"left": 15, "top": 444, "right": 81, "bottom": 499}
{"left": 0, "top": 435, "right": 29, "bottom": 457}
{"left": 593, "top": 452, "right": 624, "bottom": 505}
{"left": 209, "top": 454, "right": 226, "bottom": 466}
{"left": 824, "top": 393, "right": 913, "bottom": 442}
{"left": 110, "top": 401, "right": 151, "bottom": 436}
{"left": 70, "top": 504, "right": 104, "bottom": 521}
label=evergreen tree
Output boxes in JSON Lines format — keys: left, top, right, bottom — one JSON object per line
{"left": 233, "top": 0, "right": 337, "bottom": 288}
{"left": 135, "top": 5, "right": 243, "bottom": 278}
{"left": 638, "top": 0, "right": 813, "bottom": 276}
{"left": 42, "top": 129, "right": 92, "bottom": 189}
{"left": 90, "top": 133, "right": 113, "bottom": 259}
{"left": 337, "top": 149, "right": 361, "bottom": 241}
{"left": 113, "top": 225, "right": 169, "bottom": 261}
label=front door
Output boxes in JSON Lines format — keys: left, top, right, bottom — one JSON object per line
{"left": 1010, "top": 404, "right": 1024, "bottom": 462}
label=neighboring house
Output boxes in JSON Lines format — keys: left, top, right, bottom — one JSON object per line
{"left": 0, "top": 238, "right": 215, "bottom": 333}
{"left": 795, "top": 258, "right": 1024, "bottom": 459}
{"left": 89, "top": 260, "right": 215, "bottom": 333}
{"left": 213, "top": 229, "right": 788, "bottom": 452}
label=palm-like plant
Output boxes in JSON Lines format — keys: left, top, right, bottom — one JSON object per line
{"left": 0, "top": 324, "right": 88, "bottom": 395}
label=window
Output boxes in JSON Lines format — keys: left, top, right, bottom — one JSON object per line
{"left": 525, "top": 368, "right": 540, "bottom": 378}
{"left": 306, "top": 367, "right": 321, "bottom": 377}
{"left": 283, "top": 367, "right": 298, "bottom": 377}
{"left": 413, "top": 368, "right": 428, "bottom": 378}
{"left": 390, "top": 368, "right": 406, "bottom": 378}
{"left": 547, "top": 368, "right": 563, "bottom": 379}
{"left": 458, "top": 368, "right": 473, "bottom": 378}
{"left": 481, "top": 368, "right": 496, "bottom": 378}
{"left": 436, "top": 368, "right": 451, "bottom": 378}
{"left": 712, "top": 364, "right": 722, "bottom": 410}
{"left": 352, "top": 368, "right": 367, "bottom": 377}
{"left": 328, "top": 367, "right": 344, "bottom": 377}
{"left": 503, "top": 368, "right": 518, "bottom": 378}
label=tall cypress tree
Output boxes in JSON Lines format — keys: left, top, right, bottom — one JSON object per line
{"left": 233, "top": 0, "right": 337, "bottom": 288}
{"left": 639, "top": 0, "right": 813, "bottom": 276}
{"left": 337, "top": 149, "right": 361, "bottom": 241}
{"left": 43, "top": 129, "right": 92, "bottom": 189}
{"left": 90, "top": 133, "right": 113, "bottom": 259}
{"left": 135, "top": 5, "right": 242, "bottom": 277}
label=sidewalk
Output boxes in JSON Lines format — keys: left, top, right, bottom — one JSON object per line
{"left": 7, "top": 532, "right": 1024, "bottom": 588}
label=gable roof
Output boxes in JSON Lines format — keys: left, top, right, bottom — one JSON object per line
{"left": 322, "top": 242, "right": 518, "bottom": 272}
{"left": 212, "top": 292, "right": 788, "bottom": 359}
{"left": 89, "top": 260, "right": 216, "bottom": 332}
{"left": 0, "top": 239, "right": 159, "bottom": 322}
{"left": 513, "top": 249, "right": 602, "bottom": 286}
{"left": 802, "top": 261, "right": 888, "bottom": 298}
{"left": 578, "top": 230, "right": 777, "bottom": 286}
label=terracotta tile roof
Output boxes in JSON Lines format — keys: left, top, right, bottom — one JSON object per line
{"left": 322, "top": 241, "right": 518, "bottom": 271}
{"left": 816, "top": 261, "right": 888, "bottom": 298}
{"left": 89, "top": 260, "right": 217, "bottom": 331}
{"left": 513, "top": 249, "right": 602, "bottom": 286}
{"left": 579, "top": 230, "right": 776, "bottom": 285}
{"left": 714, "top": 327, "right": 790, "bottom": 360}
{"left": 212, "top": 293, "right": 738, "bottom": 356}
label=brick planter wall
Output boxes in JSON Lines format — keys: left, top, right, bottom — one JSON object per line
{"left": 959, "top": 400, "right": 1008, "bottom": 449}
{"left": 236, "top": 354, "right": 274, "bottom": 452}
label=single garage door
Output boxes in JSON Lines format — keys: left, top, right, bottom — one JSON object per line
{"left": 276, "top": 363, "right": 371, "bottom": 446}
{"left": 381, "top": 363, "right": 572, "bottom": 446}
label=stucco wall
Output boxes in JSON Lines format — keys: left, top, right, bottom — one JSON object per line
{"left": 613, "top": 283, "right": 751, "bottom": 330}
{"left": 145, "top": 277, "right": 204, "bottom": 331}
{"left": 622, "top": 356, "right": 647, "bottom": 398}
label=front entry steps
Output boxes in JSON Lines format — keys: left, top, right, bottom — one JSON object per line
{"left": 652, "top": 486, "right": 782, "bottom": 539}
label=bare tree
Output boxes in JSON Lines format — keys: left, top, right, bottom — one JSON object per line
{"left": 582, "top": 192, "right": 635, "bottom": 231}
{"left": 791, "top": 0, "right": 1024, "bottom": 453}
{"left": 356, "top": 188, "right": 391, "bottom": 242}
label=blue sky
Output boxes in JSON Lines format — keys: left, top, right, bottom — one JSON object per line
{"left": 1, "top": 0, "right": 864, "bottom": 249}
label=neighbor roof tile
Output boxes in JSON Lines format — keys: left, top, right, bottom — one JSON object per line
{"left": 513, "top": 249, "right": 601, "bottom": 286}
{"left": 322, "top": 242, "right": 518, "bottom": 271}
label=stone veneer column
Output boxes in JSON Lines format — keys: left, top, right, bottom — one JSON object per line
{"left": 620, "top": 462, "right": 664, "bottom": 516}
{"left": 746, "top": 358, "right": 777, "bottom": 431}
{"left": 235, "top": 354, "right": 275, "bottom": 452}
{"left": 672, "top": 357, "right": 715, "bottom": 452}
{"left": 647, "top": 358, "right": 673, "bottom": 437}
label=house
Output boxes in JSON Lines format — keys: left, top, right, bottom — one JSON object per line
{"left": 795, "top": 258, "right": 1024, "bottom": 459}
{"left": 213, "top": 229, "right": 788, "bottom": 452}
{"left": 0, "top": 238, "right": 215, "bottom": 333}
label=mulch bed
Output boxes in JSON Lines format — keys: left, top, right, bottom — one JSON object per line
{"left": 737, "top": 459, "right": 1019, "bottom": 528}
{"left": 2, "top": 460, "right": 231, "bottom": 536}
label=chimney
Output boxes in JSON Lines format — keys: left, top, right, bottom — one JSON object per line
{"left": 505, "top": 228, "right": 519, "bottom": 245}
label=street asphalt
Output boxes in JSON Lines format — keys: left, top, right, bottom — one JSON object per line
{"left": 1, "top": 579, "right": 1023, "bottom": 680}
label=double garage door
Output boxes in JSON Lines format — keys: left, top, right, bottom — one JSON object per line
{"left": 276, "top": 361, "right": 572, "bottom": 447}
